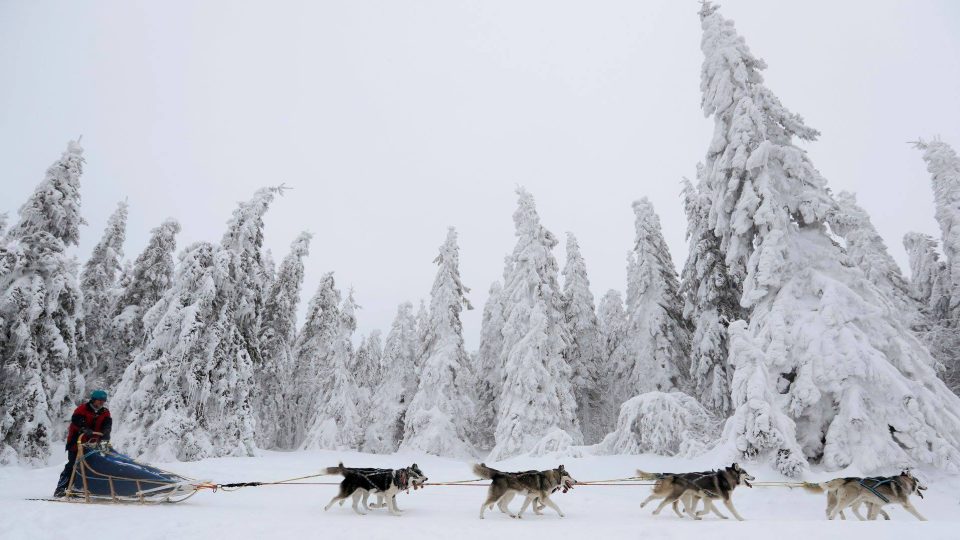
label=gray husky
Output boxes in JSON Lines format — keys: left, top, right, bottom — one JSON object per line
{"left": 804, "top": 471, "right": 927, "bottom": 521}
{"left": 472, "top": 463, "right": 577, "bottom": 519}
{"left": 322, "top": 463, "right": 427, "bottom": 516}
{"left": 637, "top": 463, "right": 755, "bottom": 521}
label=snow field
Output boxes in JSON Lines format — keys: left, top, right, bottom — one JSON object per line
{"left": 2, "top": 449, "right": 959, "bottom": 540}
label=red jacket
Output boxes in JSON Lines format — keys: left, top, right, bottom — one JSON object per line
{"left": 65, "top": 402, "right": 112, "bottom": 450}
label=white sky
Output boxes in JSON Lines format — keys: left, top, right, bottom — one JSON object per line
{"left": 2, "top": 0, "right": 959, "bottom": 349}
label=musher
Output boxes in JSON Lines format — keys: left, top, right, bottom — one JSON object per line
{"left": 53, "top": 389, "right": 112, "bottom": 497}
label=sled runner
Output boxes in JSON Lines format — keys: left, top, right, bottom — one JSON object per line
{"left": 61, "top": 437, "right": 213, "bottom": 504}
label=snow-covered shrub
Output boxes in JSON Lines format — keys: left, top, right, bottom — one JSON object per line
{"left": 596, "top": 391, "right": 716, "bottom": 458}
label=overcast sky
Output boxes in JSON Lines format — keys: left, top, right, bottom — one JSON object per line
{"left": 2, "top": 0, "right": 959, "bottom": 348}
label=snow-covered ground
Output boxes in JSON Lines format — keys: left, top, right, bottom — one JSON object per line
{"left": 2, "top": 449, "right": 959, "bottom": 539}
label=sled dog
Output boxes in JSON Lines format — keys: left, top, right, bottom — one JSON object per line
{"left": 472, "top": 463, "right": 576, "bottom": 519}
{"left": 637, "top": 463, "right": 755, "bottom": 521}
{"left": 804, "top": 471, "right": 927, "bottom": 521}
{"left": 322, "top": 463, "right": 427, "bottom": 516}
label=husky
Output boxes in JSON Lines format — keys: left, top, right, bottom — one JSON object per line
{"left": 472, "top": 463, "right": 576, "bottom": 519}
{"left": 805, "top": 471, "right": 927, "bottom": 521}
{"left": 322, "top": 463, "right": 427, "bottom": 516}
{"left": 637, "top": 463, "right": 755, "bottom": 521}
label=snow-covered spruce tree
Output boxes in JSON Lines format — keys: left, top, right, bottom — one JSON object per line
{"left": 355, "top": 330, "right": 384, "bottom": 395}
{"left": 256, "top": 231, "right": 311, "bottom": 449}
{"left": 723, "top": 321, "right": 807, "bottom": 476}
{"left": 699, "top": 2, "right": 960, "bottom": 474}
{"left": 93, "top": 218, "right": 180, "bottom": 393}
{"left": 903, "top": 232, "right": 950, "bottom": 317}
{"left": 597, "top": 391, "right": 716, "bottom": 457}
{"left": 597, "top": 289, "right": 629, "bottom": 436}
{"left": 489, "top": 188, "right": 581, "bottom": 460}
{"left": 301, "top": 290, "right": 367, "bottom": 450}
{"left": 287, "top": 272, "right": 342, "bottom": 449}
{"left": 679, "top": 176, "right": 741, "bottom": 417}
{"left": 828, "top": 191, "right": 919, "bottom": 325}
{"left": 617, "top": 198, "right": 690, "bottom": 410}
{"left": 916, "top": 139, "right": 960, "bottom": 317}
{"left": 112, "top": 187, "right": 283, "bottom": 460}
{"left": 79, "top": 201, "right": 128, "bottom": 384}
{"left": 472, "top": 280, "right": 505, "bottom": 451}
{"left": 401, "top": 227, "right": 476, "bottom": 457}
{"left": 561, "top": 233, "right": 604, "bottom": 444}
{"left": 414, "top": 299, "right": 430, "bottom": 373}
{"left": 363, "top": 302, "right": 419, "bottom": 453}
{"left": 0, "top": 141, "right": 86, "bottom": 465}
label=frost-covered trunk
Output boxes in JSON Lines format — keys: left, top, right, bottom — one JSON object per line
{"left": 0, "top": 141, "right": 86, "bottom": 465}
{"left": 489, "top": 189, "right": 581, "bottom": 460}
{"left": 401, "top": 228, "right": 476, "bottom": 458}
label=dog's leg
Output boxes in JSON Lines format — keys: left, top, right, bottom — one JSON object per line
{"left": 515, "top": 495, "right": 534, "bottom": 519}
{"left": 707, "top": 499, "right": 729, "bottom": 520}
{"left": 324, "top": 494, "right": 344, "bottom": 512}
{"left": 680, "top": 494, "right": 699, "bottom": 520}
{"left": 351, "top": 491, "right": 368, "bottom": 515}
{"left": 721, "top": 498, "right": 746, "bottom": 521}
{"left": 900, "top": 501, "right": 927, "bottom": 521}
{"left": 639, "top": 493, "right": 660, "bottom": 509}
{"left": 391, "top": 495, "right": 402, "bottom": 512}
{"left": 480, "top": 488, "right": 500, "bottom": 519}
{"left": 361, "top": 490, "right": 371, "bottom": 510}
{"left": 539, "top": 495, "right": 565, "bottom": 518}
{"left": 386, "top": 493, "right": 402, "bottom": 517}
{"left": 497, "top": 492, "right": 516, "bottom": 514}
{"left": 652, "top": 494, "right": 679, "bottom": 516}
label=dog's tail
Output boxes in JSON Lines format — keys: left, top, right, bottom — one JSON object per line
{"left": 472, "top": 463, "right": 499, "bottom": 480}
{"left": 323, "top": 462, "right": 346, "bottom": 476}
{"left": 800, "top": 482, "right": 827, "bottom": 494}
{"left": 635, "top": 469, "right": 660, "bottom": 481}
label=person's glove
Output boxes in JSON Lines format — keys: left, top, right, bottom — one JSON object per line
{"left": 97, "top": 441, "right": 110, "bottom": 452}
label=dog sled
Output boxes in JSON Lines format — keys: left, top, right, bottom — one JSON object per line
{"left": 58, "top": 437, "right": 214, "bottom": 504}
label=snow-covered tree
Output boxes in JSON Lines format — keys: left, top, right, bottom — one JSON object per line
{"left": 597, "top": 289, "right": 628, "bottom": 436}
{"left": 112, "top": 187, "right": 283, "bottom": 461}
{"left": 489, "top": 188, "right": 581, "bottom": 460}
{"left": 301, "top": 290, "right": 367, "bottom": 450}
{"left": 597, "top": 391, "right": 716, "bottom": 457}
{"left": 561, "top": 232, "right": 604, "bottom": 444}
{"left": 904, "top": 232, "right": 950, "bottom": 316}
{"left": 617, "top": 198, "right": 690, "bottom": 408}
{"left": 401, "top": 227, "right": 476, "bottom": 457}
{"left": 355, "top": 330, "right": 384, "bottom": 395}
{"left": 0, "top": 141, "right": 86, "bottom": 465}
{"left": 722, "top": 321, "right": 807, "bottom": 476}
{"left": 93, "top": 218, "right": 180, "bottom": 393}
{"left": 473, "top": 280, "right": 505, "bottom": 450}
{"left": 79, "top": 201, "right": 128, "bottom": 382}
{"left": 828, "top": 191, "right": 919, "bottom": 324}
{"left": 680, "top": 176, "right": 741, "bottom": 417}
{"left": 256, "top": 232, "right": 311, "bottom": 449}
{"left": 363, "top": 302, "right": 419, "bottom": 453}
{"left": 916, "top": 139, "right": 960, "bottom": 317}
{"left": 414, "top": 299, "right": 430, "bottom": 373}
{"left": 287, "top": 272, "right": 342, "bottom": 449}
{"left": 700, "top": 2, "right": 960, "bottom": 474}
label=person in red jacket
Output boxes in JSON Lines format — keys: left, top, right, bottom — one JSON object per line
{"left": 53, "top": 389, "right": 112, "bottom": 497}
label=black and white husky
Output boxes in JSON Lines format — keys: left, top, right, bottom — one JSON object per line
{"left": 323, "top": 462, "right": 428, "bottom": 516}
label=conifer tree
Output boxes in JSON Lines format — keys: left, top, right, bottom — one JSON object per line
{"left": 699, "top": 2, "right": 960, "bottom": 474}
{"left": 401, "top": 228, "right": 476, "bottom": 457}
{"left": 0, "top": 141, "right": 86, "bottom": 464}
{"left": 256, "top": 232, "right": 311, "bottom": 448}
{"left": 473, "top": 281, "right": 505, "bottom": 450}
{"left": 489, "top": 189, "right": 581, "bottom": 460}
{"left": 561, "top": 233, "right": 604, "bottom": 444}
{"left": 363, "top": 302, "right": 419, "bottom": 453}
{"left": 79, "top": 201, "right": 128, "bottom": 383}
{"left": 96, "top": 218, "right": 180, "bottom": 392}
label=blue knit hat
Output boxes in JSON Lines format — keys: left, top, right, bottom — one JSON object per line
{"left": 90, "top": 389, "right": 108, "bottom": 401}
